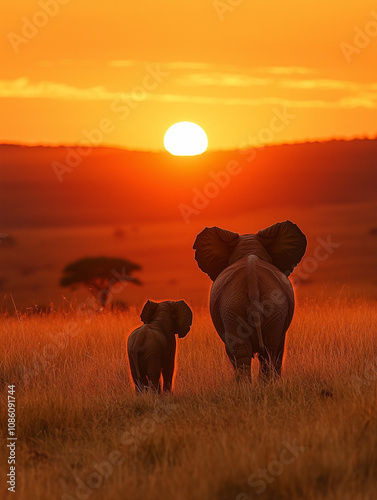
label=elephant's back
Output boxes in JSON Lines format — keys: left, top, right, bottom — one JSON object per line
{"left": 210, "top": 256, "right": 294, "bottom": 331}
{"left": 214, "top": 255, "right": 293, "bottom": 293}
{"left": 210, "top": 259, "right": 249, "bottom": 305}
{"left": 209, "top": 259, "right": 251, "bottom": 338}
{"left": 127, "top": 325, "right": 168, "bottom": 356}
{"left": 127, "top": 326, "right": 142, "bottom": 352}
{"left": 249, "top": 255, "right": 294, "bottom": 299}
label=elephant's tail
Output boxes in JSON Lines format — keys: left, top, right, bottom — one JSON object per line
{"left": 246, "top": 256, "right": 268, "bottom": 356}
{"left": 249, "top": 311, "right": 267, "bottom": 356}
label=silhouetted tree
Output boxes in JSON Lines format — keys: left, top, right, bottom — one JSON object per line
{"left": 60, "top": 256, "right": 142, "bottom": 308}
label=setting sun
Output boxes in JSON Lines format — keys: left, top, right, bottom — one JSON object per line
{"left": 164, "top": 122, "right": 208, "bottom": 156}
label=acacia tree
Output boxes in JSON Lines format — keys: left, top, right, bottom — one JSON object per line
{"left": 60, "top": 256, "right": 142, "bottom": 308}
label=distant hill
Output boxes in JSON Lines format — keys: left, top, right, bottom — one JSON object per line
{"left": 0, "top": 139, "right": 376, "bottom": 229}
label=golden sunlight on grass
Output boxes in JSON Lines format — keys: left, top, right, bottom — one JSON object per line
{"left": 0, "top": 298, "right": 376, "bottom": 500}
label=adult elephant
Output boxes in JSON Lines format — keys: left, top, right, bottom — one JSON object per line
{"left": 193, "top": 221, "right": 307, "bottom": 379}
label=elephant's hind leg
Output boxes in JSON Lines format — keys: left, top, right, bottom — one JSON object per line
{"left": 226, "top": 342, "right": 252, "bottom": 382}
{"left": 146, "top": 359, "right": 162, "bottom": 394}
{"left": 258, "top": 350, "right": 275, "bottom": 381}
{"left": 271, "top": 333, "right": 286, "bottom": 377}
{"left": 258, "top": 336, "right": 286, "bottom": 380}
{"left": 147, "top": 378, "right": 161, "bottom": 394}
{"left": 162, "top": 365, "right": 174, "bottom": 393}
{"left": 134, "top": 375, "right": 148, "bottom": 393}
{"left": 258, "top": 313, "right": 288, "bottom": 380}
{"left": 129, "top": 356, "right": 148, "bottom": 393}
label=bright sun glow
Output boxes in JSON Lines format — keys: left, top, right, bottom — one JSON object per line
{"left": 164, "top": 122, "right": 208, "bottom": 156}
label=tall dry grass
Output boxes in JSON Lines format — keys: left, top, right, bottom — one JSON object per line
{"left": 0, "top": 297, "right": 376, "bottom": 500}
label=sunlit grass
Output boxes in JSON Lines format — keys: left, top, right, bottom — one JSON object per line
{"left": 0, "top": 297, "right": 376, "bottom": 500}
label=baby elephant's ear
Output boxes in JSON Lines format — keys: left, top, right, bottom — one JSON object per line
{"left": 174, "top": 300, "right": 193, "bottom": 338}
{"left": 140, "top": 300, "right": 158, "bottom": 323}
{"left": 193, "top": 226, "right": 239, "bottom": 281}
{"left": 257, "top": 220, "right": 307, "bottom": 276}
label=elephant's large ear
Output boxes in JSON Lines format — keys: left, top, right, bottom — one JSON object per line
{"left": 140, "top": 300, "right": 158, "bottom": 323}
{"left": 174, "top": 300, "right": 193, "bottom": 338}
{"left": 193, "top": 227, "right": 240, "bottom": 281}
{"left": 257, "top": 221, "right": 307, "bottom": 276}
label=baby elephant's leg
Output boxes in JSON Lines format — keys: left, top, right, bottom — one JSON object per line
{"left": 162, "top": 363, "right": 175, "bottom": 393}
{"left": 129, "top": 355, "right": 148, "bottom": 393}
{"left": 146, "top": 357, "right": 162, "bottom": 394}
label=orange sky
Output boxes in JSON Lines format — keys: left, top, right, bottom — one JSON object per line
{"left": 1, "top": 0, "right": 377, "bottom": 151}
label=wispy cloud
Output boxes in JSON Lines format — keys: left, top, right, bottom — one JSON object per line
{"left": 158, "top": 61, "right": 216, "bottom": 70}
{"left": 38, "top": 59, "right": 316, "bottom": 77}
{"left": 108, "top": 60, "right": 218, "bottom": 70}
{"left": 108, "top": 61, "right": 242, "bottom": 71}
{"left": 108, "top": 60, "right": 151, "bottom": 68}
{"left": 255, "top": 66, "right": 316, "bottom": 75}
{"left": 167, "top": 63, "right": 316, "bottom": 75}
{"left": 176, "top": 72, "right": 377, "bottom": 96}
{"left": 279, "top": 79, "right": 377, "bottom": 91}
{"left": 39, "top": 59, "right": 154, "bottom": 69}
{"left": 1, "top": 78, "right": 376, "bottom": 110}
{"left": 152, "top": 93, "right": 377, "bottom": 109}
{"left": 0, "top": 78, "right": 116, "bottom": 100}
{"left": 176, "top": 73, "right": 272, "bottom": 87}
{"left": 39, "top": 59, "right": 106, "bottom": 68}
{"left": 280, "top": 78, "right": 349, "bottom": 90}
{"left": 37, "top": 59, "right": 317, "bottom": 76}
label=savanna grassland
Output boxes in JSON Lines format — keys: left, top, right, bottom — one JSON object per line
{"left": 1, "top": 141, "right": 376, "bottom": 499}
{"left": 1, "top": 297, "right": 376, "bottom": 500}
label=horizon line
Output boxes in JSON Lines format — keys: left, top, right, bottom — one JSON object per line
{"left": 0, "top": 134, "right": 376, "bottom": 153}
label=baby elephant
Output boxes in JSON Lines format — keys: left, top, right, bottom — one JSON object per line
{"left": 127, "top": 300, "right": 193, "bottom": 393}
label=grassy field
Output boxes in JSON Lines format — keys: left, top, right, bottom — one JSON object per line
{"left": 0, "top": 296, "right": 376, "bottom": 500}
